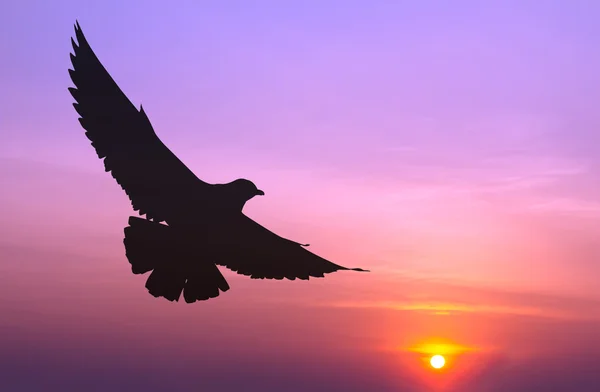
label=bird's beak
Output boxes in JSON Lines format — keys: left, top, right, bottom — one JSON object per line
{"left": 256, "top": 189, "right": 265, "bottom": 196}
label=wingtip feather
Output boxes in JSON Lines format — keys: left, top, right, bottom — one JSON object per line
{"left": 68, "top": 87, "right": 79, "bottom": 101}
{"left": 70, "top": 37, "right": 78, "bottom": 52}
{"left": 68, "top": 68, "right": 77, "bottom": 85}
{"left": 74, "top": 21, "right": 87, "bottom": 48}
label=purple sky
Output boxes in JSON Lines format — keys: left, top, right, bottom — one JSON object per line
{"left": 2, "top": 1, "right": 600, "bottom": 391}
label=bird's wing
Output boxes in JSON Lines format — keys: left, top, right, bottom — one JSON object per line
{"left": 215, "top": 215, "right": 369, "bottom": 280}
{"left": 68, "top": 22, "right": 210, "bottom": 223}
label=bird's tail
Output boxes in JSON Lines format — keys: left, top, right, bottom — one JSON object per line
{"left": 123, "top": 216, "right": 230, "bottom": 303}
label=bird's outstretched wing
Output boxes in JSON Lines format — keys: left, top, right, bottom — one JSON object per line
{"left": 216, "top": 215, "right": 368, "bottom": 280}
{"left": 68, "top": 22, "right": 209, "bottom": 223}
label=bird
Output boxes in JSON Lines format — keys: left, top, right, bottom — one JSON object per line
{"left": 68, "top": 21, "right": 368, "bottom": 303}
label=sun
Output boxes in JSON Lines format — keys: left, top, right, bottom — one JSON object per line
{"left": 430, "top": 354, "right": 445, "bottom": 369}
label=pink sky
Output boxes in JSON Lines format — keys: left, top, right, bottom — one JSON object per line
{"left": 2, "top": 1, "right": 600, "bottom": 390}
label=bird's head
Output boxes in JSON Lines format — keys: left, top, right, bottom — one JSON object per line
{"left": 231, "top": 178, "right": 265, "bottom": 202}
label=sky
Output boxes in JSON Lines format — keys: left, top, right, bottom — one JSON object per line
{"left": 1, "top": 0, "right": 600, "bottom": 390}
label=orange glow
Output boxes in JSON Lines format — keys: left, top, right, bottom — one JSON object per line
{"left": 403, "top": 339, "right": 481, "bottom": 376}
{"left": 407, "top": 341, "right": 477, "bottom": 357}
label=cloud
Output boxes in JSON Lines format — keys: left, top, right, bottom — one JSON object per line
{"left": 313, "top": 274, "right": 600, "bottom": 321}
{"left": 527, "top": 197, "right": 600, "bottom": 217}
{"left": 325, "top": 300, "right": 556, "bottom": 318}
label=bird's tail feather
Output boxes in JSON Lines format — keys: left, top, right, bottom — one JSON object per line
{"left": 123, "top": 216, "right": 230, "bottom": 303}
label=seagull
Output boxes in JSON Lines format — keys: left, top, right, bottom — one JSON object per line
{"left": 68, "top": 21, "right": 368, "bottom": 303}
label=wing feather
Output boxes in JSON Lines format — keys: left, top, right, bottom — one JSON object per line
{"left": 69, "top": 22, "right": 208, "bottom": 223}
{"left": 216, "top": 215, "right": 368, "bottom": 280}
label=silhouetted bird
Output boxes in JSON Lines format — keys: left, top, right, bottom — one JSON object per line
{"left": 68, "top": 21, "right": 368, "bottom": 303}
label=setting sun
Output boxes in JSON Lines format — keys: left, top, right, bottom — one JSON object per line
{"left": 430, "top": 355, "right": 446, "bottom": 369}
